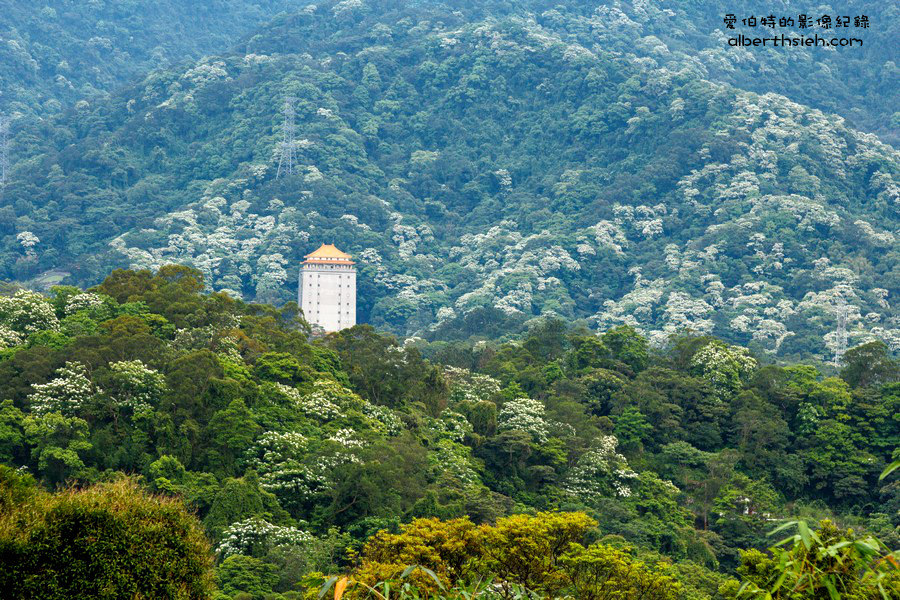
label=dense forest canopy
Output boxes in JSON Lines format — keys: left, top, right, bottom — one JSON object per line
{"left": 1, "top": 1, "right": 898, "bottom": 363}
{"left": 0, "top": 268, "right": 898, "bottom": 597}
{"left": 0, "top": 0, "right": 300, "bottom": 116}
{"left": 1, "top": 2, "right": 899, "bottom": 596}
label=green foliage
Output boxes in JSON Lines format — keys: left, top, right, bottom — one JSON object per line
{"left": 841, "top": 342, "right": 900, "bottom": 389}
{"left": 0, "top": 1, "right": 300, "bottom": 117}
{"left": 217, "top": 554, "right": 280, "bottom": 599}
{"left": 2, "top": 3, "right": 898, "bottom": 364}
{"left": 0, "top": 477, "right": 213, "bottom": 599}
{"left": 345, "top": 512, "right": 678, "bottom": 599}
{"left": 0, "top": 270, "right": 897, "bottom": 597}
{"left": 730, "top": 520, "right": 900, "bottom": 599}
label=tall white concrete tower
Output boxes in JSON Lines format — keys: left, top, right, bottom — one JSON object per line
{"left": 298, "top": 244, "right": 356, "bottom": 332}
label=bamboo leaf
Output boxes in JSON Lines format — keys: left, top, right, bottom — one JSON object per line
{"left": 825, "top": 541, "right": 852, "bottom": 557}
{"left": 400, "top": 565, "right": 418, "bottom": 579}
{"left": 771, "top": 570, "right": 788, "bottom": 592}
{"left": 879, "top": 459, "right": 899, "bottom": 481}
{"left": 418, "top": 566, "right": 446, "bottom": 591}
{"left": 823, "top": 576, "right": 839, "bottom": 600}
{"left": 767, "top": 521, "right": 798, "bottom": 537}
{"left": 798, "top": 521, "right": 812, "bottom": 550}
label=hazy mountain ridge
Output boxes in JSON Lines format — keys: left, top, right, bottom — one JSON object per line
{"left": 1, "top": 1, "right": 898, "bottom": 363}
{"left": 0, "top": 0, "right": 298, "bottom": 115}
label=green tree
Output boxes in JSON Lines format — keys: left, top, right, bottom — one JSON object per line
{"left": 217, "top": 554, "right": 279, "bottom": 599}
{"left": 22, "top": 411, "right": 92, "bottom": 485}
{"left": 0, "top": 478, "right": 213, "bottom": 599}
{"left": 613, "top": 406, "right": 652, "bottom": 455}
{"left": 205, "top": 399, "right": 261, "bottom": 476}
{"left": 561, "top": 542, "right": 681, "bottom": 600}
{"left": 601, "top": 326, "right": 649, "bottom": 373}
{"left": 841, "top": 341, "right": 900, "bottom": 389}
{"left": 0, "top": 400, "right": 24, "bottom": 464}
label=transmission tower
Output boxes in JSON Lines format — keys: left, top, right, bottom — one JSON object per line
{"left": 276, "top": 97, "right": 297, "bottom": 179}
{"left": 833, "top": 297, "right": 849, "bottom": 365}
{"left": 0, "top": 114, "right": 9, "bottom": 188}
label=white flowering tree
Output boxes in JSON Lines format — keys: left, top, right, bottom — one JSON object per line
{"left": 216, "top": 516, "right": 312, "bottom": 558}
{"left": 426, "top": 410, "right": 473, "bottom": 443}
{"left": 690, "top": 340, "right": 758, "bottom": 400}
{"left": 245, "top": 431, "right": 309, "bottom": 473}
{"left": 245, "top": 431, "right": 337, "bottom": 513}
{"left": 269, "top": 380, "right": 366, "bottom": 423}
{"left": 498, "top": 397, "right": 549, "bottom": 443}
{"left": 360, "top": 402, "right": 403, "bottom": 436}
{"left": 27, "top": 361, "right": 94, "bottom": 416}
{"left": 563, "top": 435, "right": 638, "bottom": 502}
{"left": 0, "top": 325, "right": 23, "bottom": 350}
{"left": 429, "top": 439, "right": 482, "bottom": 488}
{"left": 103, "top": 360, "right": 167, "bottom": 414}
{"left": 63, "top": 292, "right": 113, "bottom": 320}
{"left": 445, "top": 367, "right": 501, "bottom": 404}
{"left": 0, "top": 290, "right": 59, "bottom": 335}
{"left": 16, "top": 231, "right": 40, "bottom": 258}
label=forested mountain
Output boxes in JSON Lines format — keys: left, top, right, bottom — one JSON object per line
{"left": 2, "top": 2, "right": 899, "bottom": 598}
{"left": 0, "top": 0, "right": 298, "bottom": 115}
{"left": 0, "top": 269, "right": 897, "bottom": 597}
{"left": 2, "top": 1, "right": 899, "bottom": 363}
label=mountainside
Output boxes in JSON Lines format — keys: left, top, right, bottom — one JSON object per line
{"left": 536, "top": 0, "right": 899, "bottom": 144}
{"left": 1, "top": 271, "right": 898, "bottom": 597}
{"left": 2, "top": 1, "right": 899, "bottom": 363}
{"left": 0, "top": 0, "right": 297, "bottom": 115}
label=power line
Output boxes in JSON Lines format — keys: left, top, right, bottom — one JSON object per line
{"left": 276, "top": 97, "right": 296, "bottom": 179}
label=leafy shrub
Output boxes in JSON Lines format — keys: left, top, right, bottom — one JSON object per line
{"left": 0, "top": 475, "right": 213, "bottom": 599}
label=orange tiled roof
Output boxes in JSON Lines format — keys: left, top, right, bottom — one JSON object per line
{"left": 304, "top": 243, "right": 354, "bottom": 263}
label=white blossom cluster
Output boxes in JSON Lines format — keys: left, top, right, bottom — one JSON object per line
{"left": 109, "top": 192, "right": 311, "bottom": 302}
{"left": 854, "top": 220, "right": 895, "bottom": 247}
{"left": 64, "top": 292, "right": 107, "bottom": 316}
{"left": 246, "top": 431, "right": 309, "bottom": 472}
{"left": 498, "top": 397, "right": 549, "bottom": 443}
{"left": 216, "top": 517, "right": 312, "bottom": 558}
{"left": 445, "top": 367, "right": 501, "bottom": 404}
{"left": 449, "top": 222, "right": 580, "bottom": 317}
{"left": 0, "top": 290, "right": 59, "bottom": 335}
{"left": 28, "top": 361, "right": 94, "bottom": 416}
{"left": 612, "top": 203, "right": 668, "bottom": 239}
{"left": 274, "top": 383, "right": 341, "bottom": 421}
{"left": 494, "top": 169, "right": 512, "bottom": 187}
{"left": 106, "top": 360, "right": 166, "bottom": 413}
{"left": 0, "top": 325, "right": 23, "bottom": 349}
{"left": 426, "top": 411, "right": 473, "bottom": 443}
{"left": 245, "top": 431, "right": 335, "bottom": 500}
{"left": 587, "top": 221, "right": 628, "bottom": 255}
{"left": 16, "top": 231, "right": 39, "bottom": 257}
{"left": 326, "top": 428, "right": 365, "bottom": 449}
{"left": 361, "top": 402, "right": 403, "bottom": 436}
{"left": 430, "top": 439, "right": 481, "bottom": 486}
{"left": 690, "top": 341, "right": 757, "bottom": 399}
{"left": 563, "top": 435, "right": 637, "bottom": 500}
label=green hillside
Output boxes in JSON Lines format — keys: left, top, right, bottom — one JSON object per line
{"left": 0, "top": 0, "right": 297, "bottom": 115}
{"left": 1, "top": 1, "right": 898, "bottom": 363}
{"left": 0, "top": 269, "right": 897, "bottom": 597}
